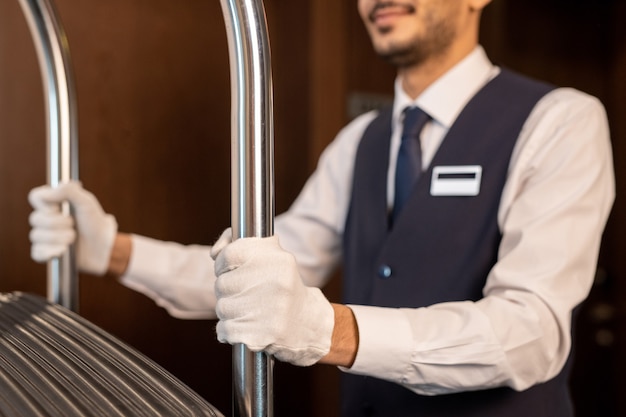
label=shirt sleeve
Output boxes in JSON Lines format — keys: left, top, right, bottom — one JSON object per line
{"left": 119, "top": 234, "right": 218, "bottom": 320}
{"left": 116, "top": 112, "right": 377, "bottom": 319}
{"left": 275, "top": 111, "right": 377, "bottom": 288}
{"left": 344, "top": 88, "right": 615, "bottom": 395}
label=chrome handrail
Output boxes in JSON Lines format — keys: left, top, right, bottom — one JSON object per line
{"left": 17, "top": 0, "right": 79, "bottom": 312}
{"left": 18, "top": 0, "right": 275, "bottom": 413}
{"left": 219, "top": 0, "right": 275, "bottom": 416}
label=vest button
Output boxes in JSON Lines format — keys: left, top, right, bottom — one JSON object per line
{"left": 378, "top": 265, "right": 392, "bottom": 279}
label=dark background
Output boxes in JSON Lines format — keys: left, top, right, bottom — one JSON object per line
{"left": 0, "top": 1, "right": 624, "bottom": 415}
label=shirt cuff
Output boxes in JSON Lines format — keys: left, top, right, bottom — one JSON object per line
{"left": 343, "top": 305, "right": 413, "bottom": 382}
{"left": 118, "top": 234, "right": 174, "bottom": 308}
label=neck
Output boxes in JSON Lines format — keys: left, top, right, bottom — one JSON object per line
{"left": 398, "top": 6, "right": 482, "bottom": 100}
{"left": 399, "top": 40, "right": 478, "bottom": 99}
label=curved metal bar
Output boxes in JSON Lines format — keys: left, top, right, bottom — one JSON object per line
{"left": 219, "top": 0, "right": 275, "bottom": 416}
{"left": 17, "top": 0, "right": 80, "bottom": 311}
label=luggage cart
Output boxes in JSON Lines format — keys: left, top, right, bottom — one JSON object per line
{"left": 4, "top": 0, "right": 275, "bottom": 415}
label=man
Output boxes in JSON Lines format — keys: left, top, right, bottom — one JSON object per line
{"left": 29, "top": 0, "right": 614, "bottom": 416}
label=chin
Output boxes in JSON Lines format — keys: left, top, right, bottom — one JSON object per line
{"left": 375, "top": 38, "right": 415, "bottom": 58}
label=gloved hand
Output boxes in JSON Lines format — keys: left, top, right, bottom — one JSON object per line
{"left": 211, "top": 229, "right": 335, "bottom": 366}
{"left": 28, "top": 181, "right": 118, "bottom": 276}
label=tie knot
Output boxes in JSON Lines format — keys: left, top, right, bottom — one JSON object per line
{"left": 401, "top": 107, "right": 429, "bottom": 141}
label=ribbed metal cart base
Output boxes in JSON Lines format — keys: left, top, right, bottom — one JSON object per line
{"left": 0, "top": 292, "right": 224, "bottom": 417}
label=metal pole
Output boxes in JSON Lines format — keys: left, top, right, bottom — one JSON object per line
{"left": 17, "top": 0, "right": 80, "bottom": 311}
{"left": 219, "top": 0, "right": 275, "bottom": 416}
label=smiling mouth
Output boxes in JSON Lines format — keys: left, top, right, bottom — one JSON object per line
{"left": 369, "top": 2, "right": 416, "bottom": 24}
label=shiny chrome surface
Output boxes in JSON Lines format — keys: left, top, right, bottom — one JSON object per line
{"left": 17, "top": 0, "right": 79, "bottom": 311}
{"left": 0, "top": 292, "right": 225, "bottom": 417}
{"left": 219, "top": 0, "right": 275, "bottom": 416}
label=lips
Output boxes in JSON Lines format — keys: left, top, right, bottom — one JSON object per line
{"left": 369, "top": 2, "right": 415, "bottom": 25}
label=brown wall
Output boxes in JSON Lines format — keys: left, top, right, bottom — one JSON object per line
{"left": 1, "top": 1, "right": 625, "bottom": 416}
{"left": 0, "top": 0, "right": 313, "bottom": 415}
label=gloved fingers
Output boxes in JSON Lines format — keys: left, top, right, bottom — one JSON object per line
{"left": 28, "top": 181, "right": 103, "bottom": 214}
{"left": 28, "top": 184, "right": 76, "bottom": 264}
{"left": 214, "top": 235, "right": 300, "bottom": 301}
{"left": 213, "top": 240, "right": 334, "bottom": 366}
{"left": 216, "top": 300, "right": 331, "bottom": 367}
{"left": 213, "top": 234, "right": 284, "bottom": 277}
{"left": 31, "top": 242, "right": 72, "bottom": 263}
{"left": 214, "top": 285, "right": 262, "bottom": 319}
{"left": 215, "top": 318, "right": 269, "bottom": 352}
{"left": 28, "top": 185, "right": 69, "bottom": 210}
{"left": 27, "top": 181, "right": 118, "bottom": 276}
{"left": 214, "top": 275, "right": 243, "bottom": 301}
{"left": 268, "top": 343, "right": 330, "bottom": 366}
{"left": 29, "top": 227, "right": 76, "bottom": 246}
{"left": 29, "top": 209, "right": 75, "bottom": 229}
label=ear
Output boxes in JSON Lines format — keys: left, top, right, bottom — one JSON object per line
{"left": 469, "top": 0, "right": 493, "bottom": 12}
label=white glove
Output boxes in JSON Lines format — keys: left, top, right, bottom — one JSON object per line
{"left": 211, "top": 229, "right": 335, "bottom": 366}
{"left": 28, "top": 181, "right": 118, "bottom": 276}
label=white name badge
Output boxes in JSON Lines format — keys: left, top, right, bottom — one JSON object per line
{"left": 430, "top": 165, "right": 482, "bottom": 196}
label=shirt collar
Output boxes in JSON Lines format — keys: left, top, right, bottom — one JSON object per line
{"left": 393, "top": 46, "right": 498, "bottom": 129}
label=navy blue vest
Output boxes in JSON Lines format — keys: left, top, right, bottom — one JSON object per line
{"left": 341, "top": 69, "right": 571, "bottom": 417}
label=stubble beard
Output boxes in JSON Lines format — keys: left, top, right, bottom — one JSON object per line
{"left": 373, "top": 16, "right": 458, "bottom": 69}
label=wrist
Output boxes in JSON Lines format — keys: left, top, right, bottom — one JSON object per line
{"left": 319, "top": 304, "right": 359, "bottom": 367}
{"left": 107, "top": 233, "right": 132, "bottom": 276}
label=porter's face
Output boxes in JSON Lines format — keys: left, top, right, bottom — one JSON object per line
{"left": 357, "top": 0, "right": 469, "bottom": 68}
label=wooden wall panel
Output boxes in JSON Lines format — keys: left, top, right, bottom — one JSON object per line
{"left": 1, "top": 0, "right": 233, "bottom": 412}
{"left": 305, "top": 2, "right": 351, "bottom": 415}
{"left": 0, "top": 0, "right": 314, "bottom": 415}
{"left": 2, "top": 0, "right": 625, "bottom": 416}
{"left": 346, "top": 3, "right": 396, "bottom": 97}
{"left": 0, "top": 0, "right": 48, "bottom": 298}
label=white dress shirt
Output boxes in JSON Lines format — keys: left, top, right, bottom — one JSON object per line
{"left": 120, "top": 47, "right": 615, "bottom": 395}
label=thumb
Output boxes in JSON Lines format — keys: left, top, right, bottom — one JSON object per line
{"left": 210, "top": 228, "right": 233, "bottom": 261}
